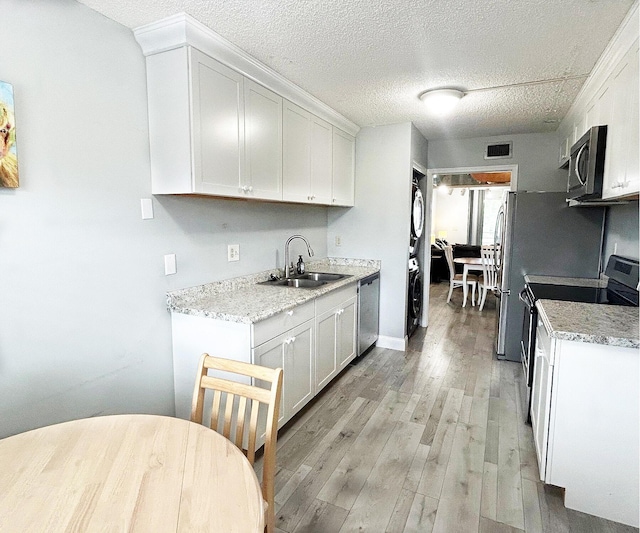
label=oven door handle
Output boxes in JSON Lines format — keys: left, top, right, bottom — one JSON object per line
{"left": 518, "top": 287, "right": 533, "bottom": 308}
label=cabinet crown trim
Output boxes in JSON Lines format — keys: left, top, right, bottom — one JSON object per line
{"left": 133, "top": 13, "right": 360, "bottom": 137}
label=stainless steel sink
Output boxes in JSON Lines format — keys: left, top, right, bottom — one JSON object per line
{"left": 300, "top": 272, "right": 347, "bottom": 282}
{"left": 258, "top": 272, "right": 351, "bottom": 288}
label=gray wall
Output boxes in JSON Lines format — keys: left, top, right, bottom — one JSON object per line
{"left": 0, "top": 0, "right": 328, "bottom": 438}
{"left": 327, "top": 123, "right": 428, "bottom": 346}
{"left": 602, "top": 203, "right": 640, "bottom": 262}
{"left": 428, "top": 132, "right": 566, "bottom": 192}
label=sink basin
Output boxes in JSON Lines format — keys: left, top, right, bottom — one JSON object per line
{"left": 300, "top": 272, "right": 347, "bottom": 282}
{"left": 260, "top": 278, "right": 326, "bottom": 289}
{"left": 258, "top": 272, "right": 351, "bottom": 289}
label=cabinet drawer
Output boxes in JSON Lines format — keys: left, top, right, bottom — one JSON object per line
{"left": 253, "top": 300, "right": 315, "bottom": 347}
{"left": 315, "top": 282, "right": 358, "bottom": 315}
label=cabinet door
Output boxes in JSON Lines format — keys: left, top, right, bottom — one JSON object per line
{"left": 336, "top": 296, "right": 357, "bottom": 370}
{"left": 191, "top": 48, "right": 245, "bottom": 196}
{"left": 603, "top": 41, "right": 639, "bottom": 199}
{"left": 244, "top": 79, "right": 283, "bottom": 200}
{"left": 316, "top": 307, "right": 338, "bottom": 391}
{"left": 286, "top": 320, "right": 314, "bottom": 416}
{"left": 310, "top": 116, "right": 333, "bottom": 204}
{"left": 282, "top": 101, "right": 312, "bottom": 203}
{"left": 253, "top": 335, "right": 286, "bottom": 427}
{"left": 331, "top": 128, "right": 355, "bottom": 206}
{"left": 530, "top": 320, "right": 553, "bottom": 481}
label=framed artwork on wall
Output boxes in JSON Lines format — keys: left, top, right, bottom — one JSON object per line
{"left": 0, "top": 81, "right": 19, "bottom": 188}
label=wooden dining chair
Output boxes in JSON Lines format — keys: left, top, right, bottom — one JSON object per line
{"left": 443, "top": 245, "right": 479, "bottom": 305}
{"left": 191, "top": 354, "right": 283, "bottom": 533}
{"left": 478, "top": 244, "right": 499, "bottom": 311}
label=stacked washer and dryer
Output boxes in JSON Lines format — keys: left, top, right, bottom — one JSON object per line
{"left": 407, "top": 173, "right": 425, "bottom": 337}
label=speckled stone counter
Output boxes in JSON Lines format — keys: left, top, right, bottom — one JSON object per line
{"left": 525, "top": 274, "right": 607, "bottom": 288}
{"left": 536, "top": 299, "right": 639, "bottom": 349}
{"left": 167, "top": 258, "right": 381, "bottom": 324}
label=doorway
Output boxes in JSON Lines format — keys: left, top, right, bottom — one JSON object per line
{"left": 423, "top": 165, "right": 517, "bottom": 324}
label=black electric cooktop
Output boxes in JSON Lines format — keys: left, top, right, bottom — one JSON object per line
{"left": 528, "top": 283, "right": 607, "bottom": 303}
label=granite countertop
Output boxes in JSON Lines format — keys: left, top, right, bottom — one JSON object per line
{"left": 167, "top": 258, "right": 381, "bottom": 324}
{"left": 536, "top": 299, "right": 639, "bottom": 349}
{"left": 525, "top": 274, "right": 607, "bottom": 288}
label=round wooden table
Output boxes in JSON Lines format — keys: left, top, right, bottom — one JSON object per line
{"left": 0, "top": 414, "right": 265, "bottom": 532}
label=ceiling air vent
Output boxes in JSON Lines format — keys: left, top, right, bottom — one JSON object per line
{"left": 485, "top": 142, "right": 512, "bottom": 160}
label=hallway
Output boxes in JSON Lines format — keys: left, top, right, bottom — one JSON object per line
{"left": 267, "top": 283, "right": 637, "bottom": 532}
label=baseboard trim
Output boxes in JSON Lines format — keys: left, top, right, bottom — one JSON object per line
{"left": 376, "top": 335, "right": 407, "bottom": 352}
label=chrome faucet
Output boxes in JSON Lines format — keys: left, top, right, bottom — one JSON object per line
{"left": 284, "top": 235, "right": 314, "bottom": 278}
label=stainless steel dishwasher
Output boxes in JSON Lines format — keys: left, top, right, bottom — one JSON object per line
{"left": 357, "top": 272, "right": 380, "bottom": 356}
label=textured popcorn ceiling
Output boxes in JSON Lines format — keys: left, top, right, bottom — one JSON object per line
{"left": 77, "top": 0, "right": 635, "bottom": 140}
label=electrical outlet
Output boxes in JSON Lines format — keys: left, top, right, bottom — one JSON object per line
{"left": 164, "top": 254, "right": 177, "bottom": 275}
{"left": 335, "top": 235, "right": 342, "bottom": 247}
{"left": 228, "top": 244, "right": 240, "bottom": 262}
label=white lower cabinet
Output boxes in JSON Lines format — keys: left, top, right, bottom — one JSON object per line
{"left": 315, "top": 285, "right": 358, "bottom": 391}
{"left": 530, "top": 316, "right": 639, "bottom": 527}
{"left": 253, "top": 319, "right": 314, "bottom": 425}
{"left": 170, "top": 282, "right": 360, "bottom": 433}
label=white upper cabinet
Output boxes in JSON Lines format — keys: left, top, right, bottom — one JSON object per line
{"left": 331, "top": 129, "right": 356, "bottom": 206}
{"left": 282, "top": 101, "right": 312, "bottom": 203}
{"left": 310, "top": 117, "right": 334, "bottom": 204}
{"left": 136, "top": 14, "right": 359, "bottom": 205}
{"left": 244, "top": 79, "right": 283, "bottom": 200}
{"left": 192, "top": 49, "right": 246, "bottom": 196}
{"left": 602, "top": 42, "right": 639, "bottom": 199}
{"left": 282, "top": 100, "right": 348, "bottom": 205}
{"left": 557, "top": 5, "right": 638, "bottom": 200}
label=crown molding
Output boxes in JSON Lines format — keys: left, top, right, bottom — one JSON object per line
{"left": 134, "top": 13, "right": 360, "bottom": 136}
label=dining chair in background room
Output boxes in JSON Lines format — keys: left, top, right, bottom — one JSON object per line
{"left": 191, "top": 354, "right": 283, "bottom": 533}
{"left": 444, "top": 245, "right": 478, "bottom": 306}
{"left": 478, "top": 244, "right": 499, "bottom": 311}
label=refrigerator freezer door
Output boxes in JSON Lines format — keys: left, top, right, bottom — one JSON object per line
{"left": 495, "top": 192, "right": 515, "bottom": 357}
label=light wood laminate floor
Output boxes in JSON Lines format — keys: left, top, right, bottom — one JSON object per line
{"left": 257, "top": 283, "right": 638, "bottom": 533}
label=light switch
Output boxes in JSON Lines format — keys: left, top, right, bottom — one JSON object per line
{"left": 164, "top": 254, "right": 177, "bottom": 275}
{"left": 141, "top": 198, "right": 154, "bottom": 220}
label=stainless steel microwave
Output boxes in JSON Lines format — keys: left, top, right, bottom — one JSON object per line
{"left": 567, "top": 125, "right": 607, "bottom": 201}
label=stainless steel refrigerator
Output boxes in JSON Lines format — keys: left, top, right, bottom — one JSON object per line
{"left": 494, "top": 191, "right": 605, "bottom": 361}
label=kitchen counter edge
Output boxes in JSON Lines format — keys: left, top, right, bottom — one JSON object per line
{"left": 536, "top": 299, "right": 639, "bottom": 349}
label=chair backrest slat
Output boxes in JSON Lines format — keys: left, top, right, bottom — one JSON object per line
{"left": 444, "top": 245, "right": 455, "bottom": 280}
{"left": 190, "top": 353, "right": 283, "bottom": 533}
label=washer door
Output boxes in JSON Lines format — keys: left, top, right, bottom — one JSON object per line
{"left": 410, "top": 271, "right": 423, "bottom": 319}
{"left": 412, "top": 187, "right": 424, "bottom": 239}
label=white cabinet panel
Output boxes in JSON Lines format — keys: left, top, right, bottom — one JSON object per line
{"left": 310, "top": 116, "right": 333, "bottom": 204}
{"left": 282, "top": 101, "right": 312, "bottom": 203}
{"left": 337, "top": 296, "right": 357, "bottom": 370}
{"left": 315, "top": 287, "right": 357, "bottom": 392}
{"left": 192, "top": 48, "right": 245, "bottom": 196}
{"left": 315, "top": 307, "right": 338, "bottom": 391}
{"left": 254, "top": 319, "right": 314, "bottom": 423}
{"left": 332, "top": 129, "right": 356, "bottom": 206}
{"left": 244, "top": 79, "right": 282, "bottom": 200}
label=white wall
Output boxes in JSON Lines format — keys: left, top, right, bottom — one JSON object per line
{"left": 0, "top": 0, "right": 328, "bottom": 438}
{"left": 428, "top": 132, "right": 566, "bottom": 192}
{"left": 327, "top": 123, "right": 414, "bottom": 347}
{"left": 432, "top": 189, "right": 470, "bottom": 244}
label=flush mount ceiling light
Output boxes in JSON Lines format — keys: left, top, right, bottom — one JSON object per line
{"left": 419, "top": 88, "right": 465, "bottom": 115}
